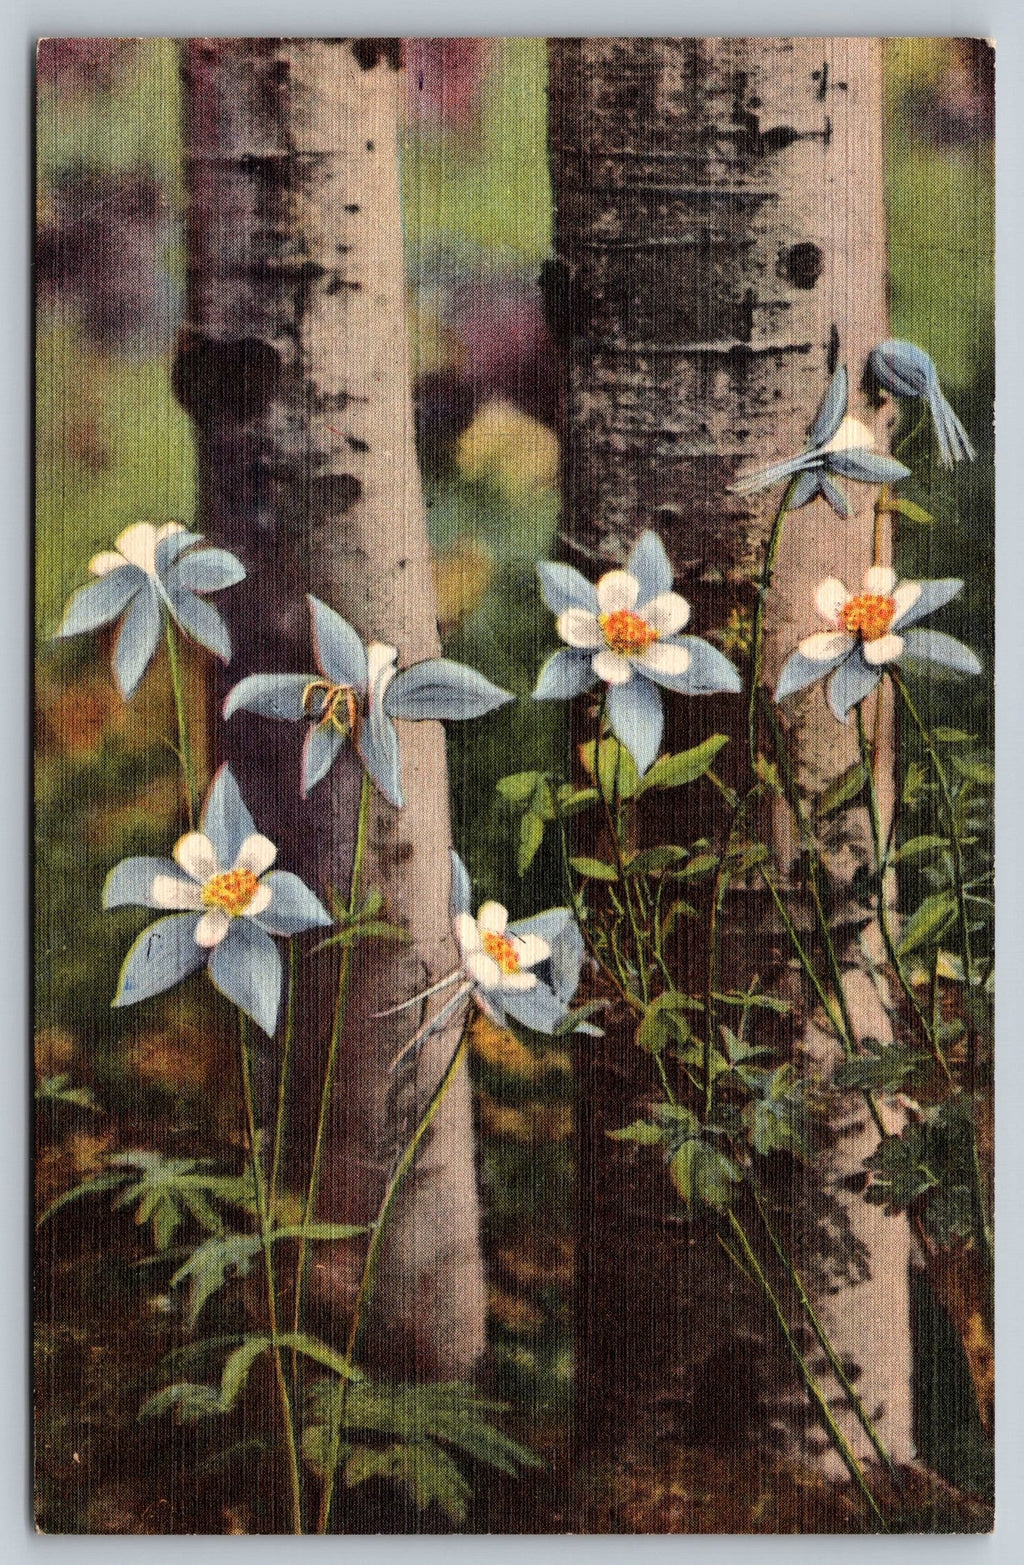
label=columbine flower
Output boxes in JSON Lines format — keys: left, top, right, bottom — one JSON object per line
{"left": 868, "top": 339, "right": 975, "bottom": 468}
{"left": 55, "top": 522, "right": 246, "bottom": 698}
{"left": 103, "top": 765, "right": 331, "bottom": 1035}
{"left": 224, "top": 596, "right": 513, "bottom": 808}
{"left": 729, "top": 365, "right": 911, "bottom": 516}
{"left": 775, "top": 566, "right": 981, "bottom": 722}
{"left": 532, "top": 531, "right": 741, "bottom": 775}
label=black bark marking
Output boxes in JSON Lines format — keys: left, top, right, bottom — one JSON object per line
{"left": 347, "top": 436, "right": 369, "bottom": 453}
{"left": 780, "top": 241, "right": 824, "bottom": 290}
{"left": 325, "top": 275, "right": 361, "bottom": 295}
{"left": 308, "top": 473, "right": 362, "bottom": 516}
{"left": 827, "top": 323, "right": 841, "bottom": 374}
{"left": 172, "top": 335, "right": 283, "bottom": 425}
{"left": 345, "top": 204, "right": 361, "bottom": 214}
{"left": 350, "top": 39, "right": 403, "bottom": 73}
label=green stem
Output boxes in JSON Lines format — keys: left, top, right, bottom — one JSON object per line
{"left": 594, "top": 696, "right": 649, "bottom": 1003}
{"left": 270, "top": 940, "right": 298, "bottom": 1220}
{"left": 164, "top": 617, "right": 197, "bottom": 828}
{"left": 294, "top": 770, "right": 374, "bottom": 1339}
{"left": 318, "top": 1017, "right": 472, "bottom": 1533}
{"left": 237, "top": 1015, "right": 304, "bottom": 1534}
{"left": 748, "top": 477, "right": 798, "bottom": 772}
{"left": 725, "top": 1209, "right": 888, "bottom": 1528}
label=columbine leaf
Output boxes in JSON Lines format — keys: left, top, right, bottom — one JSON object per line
{"left": 897, "top": 891, "right": 957, "bottom": 957}
{"left": 496, "top": 771, "right": 542, "bottom": 805}
{"left": 579, "top": 736, "right": 640, "bottom": 800}
{"left": 669, "top": 1139, "right": 741, "bottom": 1210}
{"left": 639, "top": 735, "right": 728, "bottom": 793}
{"left": 569, "top": 856, "right": 618, "bottom": 882}
{"left": 816, "top": 762, "right": 868, "bottom": 817}
{"left": 171, "top": 1234, "right": 261, "bottom": 1326}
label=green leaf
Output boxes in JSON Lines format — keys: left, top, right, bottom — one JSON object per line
{"left": 608, "top": 1119, "right": 665, "bottom": 1145}
{"left": 579, "top": 737, "right": 640, "bottom": 800}
{"left": 556, "top": 784, "right": 599, "bottom": 815}
{"left": 313, "top": 919, "right": 408, "bottom": 951}
{"left": 901, "top": 759, "right": 931, "bottom": 808}
{"left": 743, "top": 1065, "right": 807, "bottom": 1158}
{"left": 345, "top": 1442, "right": 473, "bottom": 1523}
{"left": 950, "top": 755, "right": 995, "bottom": 786}
{"left": 139, "top": 1381, "right": 225, "bottom": 1422}
{"left": 669, "top": 1139, "right": 741, "bottom": 1210}
{"left": 170, "top": 1234, "right": 262, "bottom": 1327}
{"left": 932, "top": 728, "right": 974, "bottom": 744}
{"left": 36, "top": 1169, "right": 129, "bottom": 1227}
{"left": 625, "top": 845, "right": 690, "bottom": 876}
{"left": 676, "top": 853, "right": 719, "bottom": 881}
{"left": 277, "top": 1332, "right": 361, "bottom": 1380}
{"left": 834, "top": 1040, "right": 931, "bottom": 1094}
{"left": 639, "top": 735, "right": 728, "bottom": 794}
{"left": 517, "top": 811, "right": 546, "bottom": 875}
{"left": 219, "top": 1335, "right": 271, "bottom": 1410}
{"left": 897, "top": 891, "right": 957, "bottom": 957}
{"left": 636, "top": 991, "right": 697, "bottom": 1055}
{"left": 496, "top": 770, "right": 542, "bottom": 805}
{"left": 35, "top": 1075, "right": 103, "bottom": 1112}
{"left": 753, "top": 755, "right": 785, "bottom": 796}
{"left": 890, "top": 496, "right": 933, "bottom": 524}
{"left": 816, "top": 762, "right": 868, "bottom": 817}
{"left": 569, "top": 856, "right": 618, "bottom": 882}
{"left": 891, "top": 834, "right": 950, "bottom": 864}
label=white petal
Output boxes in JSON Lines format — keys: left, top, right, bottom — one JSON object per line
{"left": 366, "top": 643, "right": 398, "bottom": 706}
{"left": 173, "top": 832, "right": 220, "bottom": 884}
{"left": 891, "top": 581, "right": 922, "bottom": 627}
{"left": 592, "top": 650, "right": 633, "bottom": 685}
{"left": 500, "top": 970, "right": 539, "bottom": 991}
{"left": 476, "top": 901, "right": 509, "bottom": 935}
{"left": 243, "top": 882, "right": 273, "bottom": 919}
{"left": 233, "top": 833, "right": 277, "bottom": 878}
{"left": 88, "top": 550, "right": 127, "bottom": 577}
{"left": 556, "top": 607, "right": 603, "bottom": 648}
{"left": 862, "top": 633, "right": 904, "bottom": 666}
{"left": 114, "top": 522, "right": 161, "bottom": 577}
{"left": 638, "top": 591, "right": 690, "bottom": 636}
{"left": 596, "top": 570, "right": 640, "bottom": 615}
{"left": 195, "top": 909, "right": 231, "bottom": 947}
{"left": 511, "top": 933, "right": 550, "bottom": 970}
{"left": 636, "top": 641, "right": 691, "bottom": 677}
{"left": 466, "top": 949, "right": 502, "bottom": 990}
{"left": 151, "top": 874, "right": 205, "bottom": 911}
{"left": 821, "top": 416, "right": 875, "bottom": 454}
{"left": 155, "top": 522, "right": 186, "bottom": 544}
{"left": 454, "top": 913, "right": 482, "bottom": 957}
{"left": 798, "top": 631, "right": 856, "bottom": 662}
{"left": 863, "top": 565, "right": 896, "bottom": 595}
{"left": 814, "top": 578, "right": 850, "bottom": 626}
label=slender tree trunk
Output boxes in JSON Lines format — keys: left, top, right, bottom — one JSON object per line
{"left": 174, "top": 38, "right": 485, "bottom": 1379}
{"left": 549, "top": 36, "right": 913, "bottom": 1472}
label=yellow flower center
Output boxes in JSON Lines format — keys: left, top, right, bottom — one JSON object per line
{"left": 201, "top": 868, "right": 259, "bottom": 917}
{"left": 481, "top": 930, "right": 522, "bottom": 975}
{"left": 840, "top": 593, "right": 896, "bottom": 642}
{"left": 599, "top": 609, "right": 659, "bottom": 658}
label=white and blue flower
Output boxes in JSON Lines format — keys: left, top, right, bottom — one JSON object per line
{"left": 224, "top": 596, "right": 513, "bottom": 809}
{"left": 868, "top": 339, "right": 975, "bottom": 468}
{"left": 532, "top": 531, "right": 741, "bottom": 775}
{"left": 729, "top": 365, "right": 911, "bottom": 516}
{"left": 55, "top": 521, "right": 246, "bottom": 697}
{"left": 104, "top": 765, "right": 332, "bottom": 1035}
{"left": 775, "top": 566, "right": 981, "bottom": 723}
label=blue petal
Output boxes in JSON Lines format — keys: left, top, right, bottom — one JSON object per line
{"left": 156, "top": 530, "right": 206, "bottom": 573}
{"left": 164, "top": 547, "right": 246, "bottom": 595}
{"left": 650, "top": 637, "right": 743, "bottom": 696}
{"left": 788, "top": 467, "right": 824, "bottom": 510}
{"left": 384, "top": 660, "right": 513, "bottom": 721}
{"left": 607, "top": 676, "right": 663, "bottom": 775}
{"left": 929, "top": 389, "right": 975, "bottom": 467}
{"left": 869, "top": 340, "right": 931, "bottom": 399}
{"left": 113, "top": 581, "right": 162, "bottom": 697}
{"left": 202, "top": 766, "right": 258, "bottom": 866}
{"left": 827, "top": 652, "right": 881, "bottom": 723}
{"left": 257, "top": 871, "right": 333, "bottom": 936}
{"left": 361, "top": 702, "right": 404, "bottom": 809}
{"left": 533, "top": 649, "right": 596, "bottom": 701}
{"left": 807, "top": 364, "right": 849, "bottom": 447}
{"left": 827, "top": 450, "right": 911, "bottom": 485}
{"left": 627, "top": 531, "right": 674, "bottom": 603}
{"left": 775, "top": 648, "right": 846, "bottom": 702}
{"left": 224, "top": 673, "right": 317, "bottom": 723}
{"left": 165, "top": 585, "right": 232, "bottom": 661}
{"left": 509, "top": 907, "right": 573, "bottom": 945}
{"left": 503, "top": 981, "right": 567, "bottom": 1036}
{"left": 209, "top": 919, "right": 282, "bottom": 1036}
{"left": 536, "top": 561, "right": 599, "bottom": 616}
{"left": 112, "top": 914, "right": 205, "bottom": 1008}
{"left": 730, "top": 450, "right": 817, "bottom": 496}
{"left": 307, "top": 596, "right": 368, "bottom": 689}
{"left": 449, "top": 851, "right": 473, "bottom": 919}
{"left": 818, "top": 472, "right": 851, "bottom": 517}
{"left": 511, "top": 910, "right": 584, "bottom": 1007}
{"left": 302, "top": 724, "right": 348, "bottom": 795}
{"left": 55, "top": 569, "right": 144, "bottom": 639}
{"left": 103, "top": 856, "right": 183, "bottom": 909}
{"left": 900, "top": 629, "right": 981, "bottom": 676}
{"left": 894, "top": 578, "right": 963, "bottom": 630}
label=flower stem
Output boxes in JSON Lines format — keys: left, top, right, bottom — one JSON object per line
{"left": 270, "top": 940, "right": 298, "bottom": 1220}
{"left": 237, "top": 1014, "right": 304, "bottom": 1534}
{"left": 594, "top": 695, "right": 649, "bottom": 1004}
{"left": 294, "top": 770, "right": 374, "bottom": 1340}
{"left": 317, "top": 1016, "right": 472, "bottom": 1533}
{"left": 164, "top": 617, "right": 197, "bottom": 828}
{"left": 748, "top": 477, "right": 797, "bottom": 772}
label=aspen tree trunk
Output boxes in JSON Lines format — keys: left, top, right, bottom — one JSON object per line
{"left": 549, "top": 37, "right": 913, "bottom": 1472}
{"left": 174, "top": 38, "right": 485, "bottom": 1379}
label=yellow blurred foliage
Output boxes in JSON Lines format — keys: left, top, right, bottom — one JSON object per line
{"left": 488, "top": 1285, "right": 545, "bottom": 1334}
{"left": 470, "top": 1013, "right": 538, "bottom": 1077}
{"left": 35, "top": 1026, "right": 77, "bottom": 1080}
{"left": 432, "top": 537, "right": 494, "bottom": 633}
{"left": 455, "top": 396, "right": 559, "bottom": 496}
{"left": 477, "top": 1089, "right": 572, "bottom": 1144}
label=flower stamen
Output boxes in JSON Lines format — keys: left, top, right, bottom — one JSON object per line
{"left": 201, "top": 868, "right": 260, "bottom": 917}
{"left": 599, "top": 608, "right": 659, "bottom": 658}
{"left": 840, "top": 593, "right": 897, "bottom": 642}
{"left": 481, "top": 930, "right": 522, "bottom": 975}
{"left": 302, "top": 679, "right": 360, "bottom": 737}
